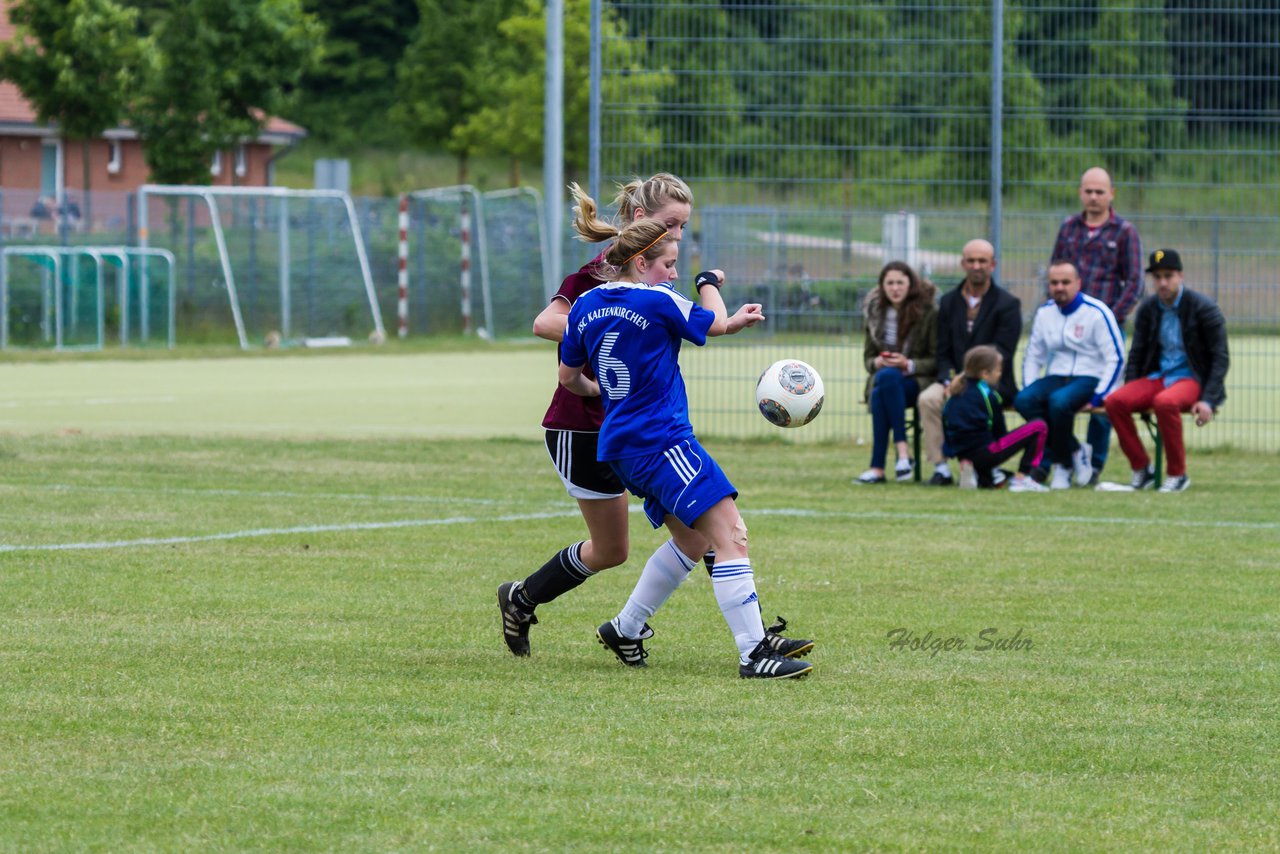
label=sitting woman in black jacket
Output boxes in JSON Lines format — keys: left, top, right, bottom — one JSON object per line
{"left": 943, "top": 346, "right": 1049, "bottom": 492}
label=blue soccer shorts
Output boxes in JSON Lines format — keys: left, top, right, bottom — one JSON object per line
{"left": 609, "top": 437, "right": 738, "bottom": 529}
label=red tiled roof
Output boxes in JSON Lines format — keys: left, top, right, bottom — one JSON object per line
{"left": 0, "top": 80, "right": 38, "bottom": 124}
{"left": 0, "top": 3, "right": 35, "bottom": 123}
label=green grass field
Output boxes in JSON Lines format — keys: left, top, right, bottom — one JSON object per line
{"left": 2, "top": 349, "right": 1278, "bottom": 850}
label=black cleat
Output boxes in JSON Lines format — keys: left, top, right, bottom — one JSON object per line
{"left": 740, "top": 638, "right": 813, "bottom": 679}
{"left": 497, "top": 581, "right": 537, "bottom": 656}
{"left": 761, "top": 616, "right": 815, "bottom": 659}
{"left": 596, "top": 620, "right": 653, "bottom": 667}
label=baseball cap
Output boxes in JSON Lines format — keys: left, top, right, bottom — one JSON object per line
{"left": 1146, "top": 248, "right": 1182, "bottom": 273}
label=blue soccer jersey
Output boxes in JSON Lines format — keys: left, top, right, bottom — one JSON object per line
{"left": 560, "top": 281, "right": 715, "bottom": 461}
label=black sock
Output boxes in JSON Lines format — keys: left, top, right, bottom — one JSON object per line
{"left": 522, "top": 542, "right": 594, "bottom": 606}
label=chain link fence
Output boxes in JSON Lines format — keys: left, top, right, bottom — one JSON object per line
{"left": 591, "top": 0, "right": 1279, "bottom": 452}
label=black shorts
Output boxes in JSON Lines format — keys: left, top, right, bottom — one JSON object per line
{"left": 544, "top": 429, "right": 625, "bottom": 500}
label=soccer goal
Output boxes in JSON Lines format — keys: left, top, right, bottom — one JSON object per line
{"left": 399, "top": 185, "right": 549, "bottom": 340}
{"left": 137, "top": 185, "right": 385, "bottom": 349}
{"left": 1, "top": 246, "right": 176, "bottom": 350}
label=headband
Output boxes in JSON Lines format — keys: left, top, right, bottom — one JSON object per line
{"left": 620, "top": 231, "right": 669, "bottom": 268}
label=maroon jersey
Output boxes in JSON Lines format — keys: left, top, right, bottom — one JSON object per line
{"left": 541, "top": 255, "right": 607, "bottom": 430}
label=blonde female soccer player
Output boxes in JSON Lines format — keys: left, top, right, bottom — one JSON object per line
{"left": 557, "top": 185, "right": 814, "bottom": 679}
{"left": 498, "top": 175, "right": 810, "bottom": 666}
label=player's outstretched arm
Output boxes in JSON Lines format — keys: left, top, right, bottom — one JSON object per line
{"left": 697, "top": 270, "right": 765, "bottom": 336}
{"left": 723, "top": 304, "right": 765, "bottom": 335}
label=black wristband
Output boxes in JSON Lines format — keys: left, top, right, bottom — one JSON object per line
{"left": 695, "top": 271, "right": 722, "bottom": 290}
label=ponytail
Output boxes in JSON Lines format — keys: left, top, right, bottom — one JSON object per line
{"left": 570, "top": 183, "right": 674, "bottom": 281}
{"left": 950, "top": 344, "right": 1003, "bottom": 399}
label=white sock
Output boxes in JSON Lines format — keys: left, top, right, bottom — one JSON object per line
{"left": 709, "top": 559, "right": 765, "bottom": 664}
{"left": 615, "top": 540, "right": 695, "bottom": 639}
{"left": 935, "top": 461, "right": 953, "bottom": 478}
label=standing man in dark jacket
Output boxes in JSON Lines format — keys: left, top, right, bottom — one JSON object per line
{"left": 917, "top": 238, "right": 1023, "bottom": 485}
{"left": 1104, "top": 249, "right": 1229, "bottom": 493}
{"left": 1052, "top": 166, "right": 1144, "bottom": 481}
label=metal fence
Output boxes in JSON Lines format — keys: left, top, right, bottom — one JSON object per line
{"left": 2, "top": 2, "right": 1277, "bottom": 451}
{"left": 1, "top": 187, "right": 397, "bottom": 348}
{"left": 591, "top": 0, "right": 1280, "bottom": 451}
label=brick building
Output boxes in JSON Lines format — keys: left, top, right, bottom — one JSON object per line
{"left": 0, "top": 0, "right": 306, "bottom": 234}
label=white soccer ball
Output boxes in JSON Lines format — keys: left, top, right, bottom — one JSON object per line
{"left": 755, "top": 359, "right": 825, "bottom": 428}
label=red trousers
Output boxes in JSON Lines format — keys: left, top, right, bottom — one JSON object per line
{"left": 1104, "top": 377, "right": 1201, "bottom": 477}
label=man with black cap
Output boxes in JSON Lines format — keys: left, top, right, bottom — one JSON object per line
{"left": 1103, "top": 249, "right": 1229, "bottom": 493}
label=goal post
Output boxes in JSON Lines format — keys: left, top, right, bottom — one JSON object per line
{"left": 400, "top": 185, "right": 550, "bottom": 340}
{"left": 136, "top": 185, "right": 385, "bottom": 349}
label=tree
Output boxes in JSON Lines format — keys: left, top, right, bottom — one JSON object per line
{"left": 392, "top": 0, "right": 521, "bottom": 180}
{"left": 292, "top": 0, "right": 419, "bottom": 147}
{"left": 128, "top": 0, "right": 324, "bottom": 184}
{"left": 0, "top": 0, "right": 141, "bottom": 226}
{"left": 456, "top": 0, "right": 670, "bottom": 184}
{"left": 1077, "top": 3, "right": 1184, "bottom": 183}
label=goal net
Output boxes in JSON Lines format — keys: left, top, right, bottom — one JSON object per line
{"left": 137, "top": 186, "right": 385, "bottom": 348}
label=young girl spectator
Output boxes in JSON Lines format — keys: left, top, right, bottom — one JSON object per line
{"left": 943, "top": 345, "right": 1049, "bottom": 492}
{"left": 558, "top": 185, "right": 813, "bottom": 679}
{"left": 855, "top": 261, "right": 938, "bottom": 484}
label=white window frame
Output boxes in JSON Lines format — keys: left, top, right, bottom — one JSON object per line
{"left": 234, "top": 144, "right": 248, "bottom": 178}
{"left": 210, "top": 150, "right": 223, "bottom": 177}
{"left": 107, "top": 139, "right": 123, "bottom": 175}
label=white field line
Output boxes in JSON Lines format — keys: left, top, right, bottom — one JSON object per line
{"left": 751, "top": 507, "right": 1280, "bottom": 531}
{"left": 0, "top": 511, "right": 581, "bottom": 553}
{"left": 0, "top": 396, "right": 179, "bottom": 408}
{"left": 0, "top": 505, "right": 1275, "bottom": 554}
{"left": 21, "top": 483, "right": 504, "bottom": 506}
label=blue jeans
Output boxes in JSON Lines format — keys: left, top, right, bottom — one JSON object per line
{"left": 868, "top": 368, "right": 919, "bottom": 469}
{"left": 1013, "top": 375, "right": 1097, "bottom": 467}
{"left": 1086, "top": 412, "right": 1111, "bottom": 472}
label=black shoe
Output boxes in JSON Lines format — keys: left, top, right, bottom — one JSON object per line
{"left": 927, "top": 471, "right": 954, "bottom": 486}
{"left": 739, "top": 638, "right": 813, "bottom": 679}
{"left": 1088, "top": 470, "right": 1101, "bottom": 487}
{"left": 761, "top": 616, "right": 815, "bottom": 658}
{"left": 497, "top": 581, "right": 537, "bottom": 657}
{"left": 1130, "top": 465, "right": 1156, "bottom": 490}
{"left": 597, "top": 620, "right": 653, "bottom": 667}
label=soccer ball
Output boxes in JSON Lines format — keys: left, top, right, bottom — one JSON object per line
{"left": 755, "top": 359, "right": 824, "bottom": 428}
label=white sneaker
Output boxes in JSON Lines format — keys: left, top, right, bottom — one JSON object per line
{"left": 958, "top": 460, "right": 977, "bottom": 489}
{"left": 1009, "top": 476, "right": 1049, "bottom": 493}
{"left": 894, "top": 458, "right": 914, "bottom": 482}
{"left": 1050, "top": 465, "right": 1072, "bottom": 490}
{"left": 1158, "top": 474, "right": 1190, "bottom": 493}
{"left": 1072, "top": 442, "right": 1093, "bottom": 487}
